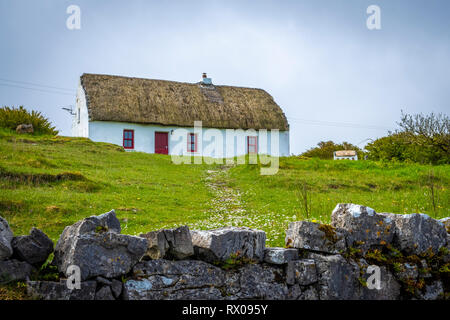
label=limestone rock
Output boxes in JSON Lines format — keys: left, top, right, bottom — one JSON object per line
{"left": 11, "top": 228, "right": 54, "bottom": 267}
{"left": 124, "top": 259, "right": 225, "bottom": 300}
{"left": 416, "top": 281, "right": 444, "bottom": 300}
{"left": 439, "top": 217, "right": 450, "bottom": 233}
{"left": 286, "top": 259, "right": 317, "bottom": 286}
{"left": 53, "top": 210, "right": 147, "bottom": 281}
{"left": 359, "top": 262, "right": 401, "bottom": 300}
{"left": 0, "top": 259, "right": 34, "bottom": 284}
{"left": 95, "top": 285, "right": 115, "bottom": 300}
{"left": 264, "top": 247, "right": 298, "bottom": 265}
{"left": 391, "top": 213, "right": 447, "bottom": 255}
{"left": 0, "top": 216, "right": 14, "bottom": 260}
{"left": 191, "top": 227, "right": 266, "bottom": 263}
{"left": 285, "top": 221, "right": 346, "bottom": 254}
{"left": 27, "top": 280, "right": 97, "bottom": 300}
{"left": 331, "top": 203, "right": 395, "bottom": 253}
{"left": 111, "top": 279, "right": 123, "bottom": 298}
{"left": 393, "top": 263, "right": 418, "bottom": 281}
{"left": 140, "top": 225, "right": 194, "bottom": 260}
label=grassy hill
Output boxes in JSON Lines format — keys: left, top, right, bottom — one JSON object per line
{"left": 0, "top": 128, "right": 449, "bottom": 249}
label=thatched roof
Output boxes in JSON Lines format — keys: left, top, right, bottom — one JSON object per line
{"left": 80, "top": 73, "right": 289, "bottom": 130}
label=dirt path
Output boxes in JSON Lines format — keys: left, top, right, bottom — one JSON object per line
{"left": 189, "top": 165, "right": 248, "bottom": 230}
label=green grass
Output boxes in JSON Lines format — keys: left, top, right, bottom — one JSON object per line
{"left": 0, "top": 127, "right": 448, "bottom": 248}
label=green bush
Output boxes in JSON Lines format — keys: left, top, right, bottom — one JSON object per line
{"left": 0, "top": 106, "right": 58, "bottom": 135}
{"left": 300, "top": 140, "right": 364, "bottom": 159}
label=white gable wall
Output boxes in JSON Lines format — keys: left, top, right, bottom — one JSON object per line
{"left": 71, "top": 83, "right": 89, "bottom": 138}
{"left": 88, "top": 121, "right": 289, "bottom": 158}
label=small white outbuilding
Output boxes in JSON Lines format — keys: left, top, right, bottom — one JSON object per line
{"left": 333, "top": 150, "right": 358, "bottom": 160}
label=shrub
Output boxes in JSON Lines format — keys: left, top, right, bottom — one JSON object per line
{"left": 0, "top": 106, "right": 58, "bottom": 135}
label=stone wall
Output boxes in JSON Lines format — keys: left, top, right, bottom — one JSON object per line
{"left": 1, "top": 204, "right": 449, "bottom": 300}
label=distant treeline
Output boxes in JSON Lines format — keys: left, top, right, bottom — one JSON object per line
{"left": 301, "top": 111, "right": 449, "bottom": 165}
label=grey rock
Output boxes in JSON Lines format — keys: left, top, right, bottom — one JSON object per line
{"left": 191, "top": 227, "right": 266, "bottom": 263}
{"left": 0, "top": 259, "right": 34, "bottom": 284}
{"left": 331, "top": 203, "right": 395, "bottom": 254}
{"left": 286, "top": 259, "right": 317, "bottom": 286}
{"left": 234, "top": 264, "right": 288, "bottom": 299}
{"left": 111, "top": 279, "right": 123, "bottom": 298}
{"left": 264, "top": 247, "right": 298, "bottom": 265}
{"left": 416, "top": 281, "right": 444, "bottom": 300}
{"left": 285, "top": 221, "right": 346, "bottom": 254}
{"left": 439, "top": 217, "right": 450, "bottom": 233}
{"left": 11, "top": 228, "right": 54, "bottom": 267}
{"left": 95, "top": 285, "right": 115, "bottom": 300}
{"left": 391, "top": 213, "right": 447, "bottom": 255}
{"left": 140, "top": 225, "right": 194, "bottom": 260}
{"left": 27, "top": 280, "right": 97, "bottom": 300}
{"left": 124, "top": 260, "right": 225, "bottom": 300}
{"left": 0, "top": 216, "right": 14, "bottom": 260}
{"left": 393, "top": 263, "right": 418, "bottom": 281}
{"left": 307, "top": 252, "right": 360, "bottom": 300}
{"left": 53, "top": 210, "right": 147, "bottom": 281}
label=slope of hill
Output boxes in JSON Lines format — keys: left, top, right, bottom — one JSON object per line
{"left": 0, "top": 128, "right": 448, "bottom": 249}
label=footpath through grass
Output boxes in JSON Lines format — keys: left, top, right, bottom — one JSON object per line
{"left": 0, "top": 128, "right": 448, "bottom": 248}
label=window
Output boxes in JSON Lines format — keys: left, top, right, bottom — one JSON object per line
{"left": 77, "top": 108, "right": 80, "bottom": 124}
{"left": 248, "top": 136, "right": 258, "bottom": 154}
{"left": 123, "top": 130, "right": 134, "bottom": 149}
{"left": 187, "top": 133, "right": 197, "bottom": 153}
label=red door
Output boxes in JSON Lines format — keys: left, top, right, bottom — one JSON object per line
{"left": 155, "top": 132, "right": 169, "bottom": 154}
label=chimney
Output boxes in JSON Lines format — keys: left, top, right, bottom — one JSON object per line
{"left": 201, "top": 73, "right": 212, "bottom": 85}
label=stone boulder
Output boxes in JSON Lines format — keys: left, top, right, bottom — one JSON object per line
{"left": 11, "top": 227, "right": 54, "bottom": 267}
{"left": 27, "top": 280, "right": 97, "bottom": 300}
{"left": 331, "top": 203, "right": 395, "bottom": 254}
{"left": 285, "top": 221, "right": 346, "bottom": 254}
{"left": 439, "top": 217, "right": 450, "bottom": 233}
{"left": 358, "top": 260, "right": 401, "bottom": 300}
{"left": 0, "top": 259, "right": 34, "bottom": 284}
{"left": 16, "top": 124, "right": 34, "bottom": 134}
{"left": 191, "top": 227, "right": 266, "bottom": 263}
{"left": 231, "top": 264, "right": 288, "bottom": 300}
{"left": 264, "top": 247, "right": 299, "bottom": 265}
{"left": 416, "top": 281, "right": 444, "bottom": 300}
{"left": 124, "top": 259, "right": 225, "bottom": 300}
{"left": 0, "top": 216, "right": 14, "bottom": 260}
{"left": 389, "top": 213, "right": 447, "bottom": 255}
{"left": 53, "top": 210, "right": 147, "bottom": 281}
{"left": 140, "top": 225, "right": 194, "bottom": 260}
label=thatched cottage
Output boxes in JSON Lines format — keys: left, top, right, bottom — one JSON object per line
{"left": 72, "top": 73, "right": 290, "bottom": 157}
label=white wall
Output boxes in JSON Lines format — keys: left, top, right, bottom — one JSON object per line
{"left": 71, "top": 82, "right": 89, "bottom": 138}
{"left": 88, "top": 121, "right": 290, "bottom": 158}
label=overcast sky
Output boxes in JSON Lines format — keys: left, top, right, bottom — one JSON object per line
{"left": 1, "top": 0, "right": 449, "bottom": 154}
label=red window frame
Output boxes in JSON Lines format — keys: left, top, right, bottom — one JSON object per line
{"left": 123, "top": 129, "right": 134, "bottom": 149}
{"left": 187, "top": 133, "right": 197, "bottom": 153}
{"left": 248, "top": 136, "right": 258, "bottom": 154}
